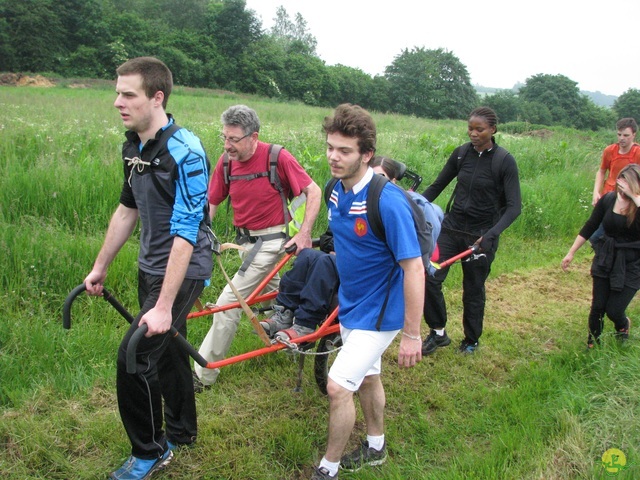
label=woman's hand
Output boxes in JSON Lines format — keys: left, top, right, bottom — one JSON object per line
{"left": 617, "top": 178, "right": 640, "bottom": 206}
{"left": 617, "top": 178, "right": 629, "bottom": 196}
{"left": 561, "top": 252, "right": 573, "bottom": 271}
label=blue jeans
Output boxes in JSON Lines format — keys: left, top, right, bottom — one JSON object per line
{"left": 276, "top": 249, "right": 339, "bottom": 329}
{"left": 589, "top": 223, "right": 604, "bottom": 247}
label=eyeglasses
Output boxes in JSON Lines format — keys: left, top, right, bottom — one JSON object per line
{"left": 219, "top": 132, "right": 251, "bottom": 144}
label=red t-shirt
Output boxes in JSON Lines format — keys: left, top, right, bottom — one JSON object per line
{"left": 600, "top": 143, "right": 640, "bottom": 193}
{"left": 208, "top": 142, "right": 312, "bottom": 230}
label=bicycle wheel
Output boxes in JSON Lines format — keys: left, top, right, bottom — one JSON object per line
{"left": 314, "top": 332, "right": 342, "bottom": 395}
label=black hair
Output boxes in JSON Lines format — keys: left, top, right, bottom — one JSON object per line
{"left": 469, "top": 107, "right": 498, "bottom": 132}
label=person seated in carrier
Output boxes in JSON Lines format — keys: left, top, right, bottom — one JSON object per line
{"left": 260, "top": 228, "right": 338, "bottom": 341}
{"left": 261, "top": 155, "right": 443, "bottom": 342}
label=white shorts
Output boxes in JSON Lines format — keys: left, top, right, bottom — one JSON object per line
{"left": 328, "top": 326, "right": 400, "bottom": 392}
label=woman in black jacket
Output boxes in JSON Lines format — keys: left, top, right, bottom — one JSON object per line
{"left": 421, "top": 107, "right": 522, "bottom": 355}
{"left": 562, "top": 163, "right": 640, "bottom": 348}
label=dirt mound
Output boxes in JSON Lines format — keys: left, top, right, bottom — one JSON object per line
{"left": 524, "top": 129, "right": 554, "bottom": 139}
{"left": 0, "top": 73, "right": 55, "bottom": 87}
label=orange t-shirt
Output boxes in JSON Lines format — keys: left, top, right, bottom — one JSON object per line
{"left": 600, "top": 143, "right": 640, "bottom": 193}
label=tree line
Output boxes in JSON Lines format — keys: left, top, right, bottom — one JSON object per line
{"left": 2, "top": 0, "right": 639, "bottom": 130}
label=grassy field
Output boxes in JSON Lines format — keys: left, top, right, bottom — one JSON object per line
{"left": 0, "top": 84, "right": 638, "bottom": 479}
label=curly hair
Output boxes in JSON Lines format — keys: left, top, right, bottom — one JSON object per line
{"left": 322, "top": 103, "right": 376, "bottom": 154}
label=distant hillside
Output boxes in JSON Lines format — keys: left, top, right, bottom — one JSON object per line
{"left": 475, "top": 84, "right": 617, "bottom": 108}
{"left": 583, "top": 90, "right": 617, "bottom": 108}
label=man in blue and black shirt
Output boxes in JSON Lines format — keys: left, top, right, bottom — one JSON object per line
{"left": 84, "top": 57, "right": 212, "bottom": 480}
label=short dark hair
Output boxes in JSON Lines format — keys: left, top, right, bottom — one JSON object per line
{"left": 469, "top": 107, "right": 499, "bottom": 132}
{"left": 616, "top": 117, "right": 638, "bottom": 134}
{"left": 220, "top": 105, "right": 261, "bottom": 135}
{"left": 322, "top": 103, "right": 376, "bottom": 154}
{"left": 116, "top": 57, "right": 173, "bottom": 109}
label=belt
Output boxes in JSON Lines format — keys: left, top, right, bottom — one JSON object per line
{"left": 235, "top": 227, "right": 286, "bottom": 245}
{"left": 235, "top": 227, "right": 287, "bottom": 276}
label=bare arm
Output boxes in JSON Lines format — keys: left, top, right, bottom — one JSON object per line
{"left": 84, "top": 204, "right": 138, "bottom": 295}
{"left": 561, "top": 235, "right": 587, "bottom": 271}
{"left": 139, "top": 236, "right": 194, "bottom": 336}
{"left": 286, "top": 180, "right": 321, "bottom": 253}
{"left": 208, "top": 203, "right": 218, "bottom": 220}
{"left": 593, "top": 168, "right": 606, "bottom": 206}
{"left": 397, "top": 257, "right": 425, "bottom": 367}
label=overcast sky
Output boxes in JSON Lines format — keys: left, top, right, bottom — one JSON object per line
{"left": 245, "top": 0, "right": 638, "bottom": 98}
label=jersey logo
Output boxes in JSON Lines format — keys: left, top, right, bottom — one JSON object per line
{"left": 354, "top": 217, "right": 367, "bottom": 237}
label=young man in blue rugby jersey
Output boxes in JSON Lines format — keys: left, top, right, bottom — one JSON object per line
{"left": 311, "top": 104, "right": 424, "bottom": 480}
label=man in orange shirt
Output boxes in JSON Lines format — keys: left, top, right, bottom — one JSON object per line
{"left": 593, "top": 117, "right": 640, "bottom": 206}
{"left": 590, "top": 118, "right": 640, "bottom": 247}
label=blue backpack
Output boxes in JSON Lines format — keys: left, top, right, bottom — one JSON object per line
{"left": 405, "top": 191, "right": 444, "bottom": 275}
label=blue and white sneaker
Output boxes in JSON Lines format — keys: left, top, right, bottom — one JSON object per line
{"left": 458, "top": 339, "right": 479, "bottom": 354}
{"left": 109, "top": 448, "right": 173, "bottom": 479}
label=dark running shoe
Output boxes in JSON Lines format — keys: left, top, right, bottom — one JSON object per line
{"left": 458, "top": 339, "right": 478, "bottom": 355}
{"left": 340, "top": 440, "right": 387, "bottom": 472}
{"left": 311, "top": 466, "right": 338, "bottom": 479}
{"left": 274, "top": 323, "right": 315, "bottom": 341}
{"left": 421, "top": 329, "right": 451, "bottom": 355}
{"left": 192, "top": 370, "right": 211, "bottom": 394}
{"left": 616, "top": 317, "right": 631, "bottom": 342}
{"left": 260, "top": 305, "right": 294, "bottom": 338}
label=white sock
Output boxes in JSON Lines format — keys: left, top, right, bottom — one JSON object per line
{"left": 435, "top": 328, "right": 445, "bottom": 336}
{"left": 367, "top": 434, "right": 385, "bottom": 451}
{"left": 319, "top": 457, "right": 339, "bottom": 476}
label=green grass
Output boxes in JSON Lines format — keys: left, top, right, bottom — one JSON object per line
{"left": 0, "top": 85, "right": 638, "bottom": 479}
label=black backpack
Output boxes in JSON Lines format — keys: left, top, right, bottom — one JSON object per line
{"left": 324, "top": 174, "right": 433, "bottom": 330}
{"left": 324, "top": 174, "right": 434, "bottom": 271}
{"left": 223, "top": 144, "right": 304, "bottom": 238}
{"left": 143, "top": 122, "right": 210, "bottom": 221}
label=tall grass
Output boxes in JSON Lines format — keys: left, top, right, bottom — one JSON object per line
{"left": 1, "top": 85, "right": 637, "bottom": 479}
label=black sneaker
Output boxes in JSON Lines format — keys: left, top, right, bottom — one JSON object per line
{"left": 311, "top": 466, "right": 338, "bottom": 479}
{"left": 458, "top": 339, "right": 478, "bottom": 354}
{"left": 421, "top": 329, "right": 451, "bottom": 355}
{"left": 340, "top": 440, "right": 387, "bottom": 472}
{"left": 616, "top": 317, "right": 631, "bottom": 342}
{"left": 192, "top": 371, "right": 211, "bottom": 394}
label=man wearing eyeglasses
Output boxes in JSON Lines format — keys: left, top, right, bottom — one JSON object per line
{"left": 194, "top": 104, "right": 321, "bottom": 389}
